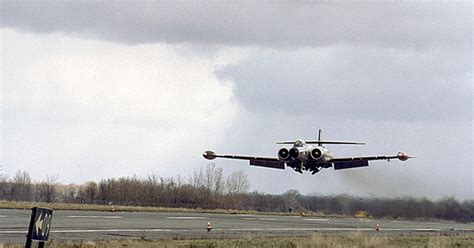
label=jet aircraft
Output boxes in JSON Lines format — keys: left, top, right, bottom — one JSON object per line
{"left": 203, "top": 130, "right": 413, "bottom": 175}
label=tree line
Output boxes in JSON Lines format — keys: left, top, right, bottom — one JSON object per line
{"left": 242, "top": 190, "right": 473, "bottom": 222}
{"left": 0, "top": 165, "right": 472, "bottom": 222}
{"left": 0, "top": 164, "right": 250, "bottom": 209}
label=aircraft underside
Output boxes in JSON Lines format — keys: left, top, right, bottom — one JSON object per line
{"left": 285, "top": 160, "right": 370, "bottom": 174}
{"left": 248, "top": 158, "right": 372, "bottom": 175}
{"left": 287, "top": 161, "right": 331, "bottom": 175}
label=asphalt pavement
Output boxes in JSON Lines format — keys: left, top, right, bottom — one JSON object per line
{"left": 0, "top": 208, "right": 472, "bottom": 244}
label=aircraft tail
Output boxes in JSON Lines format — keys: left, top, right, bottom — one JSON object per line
{"left": 276, "top": 129, "right": 365, "bottom": 145}
{"left": 318, "top": 129, "right": 322, "bottom": 146}
{"left": 310, "top": 129, "right": 365, "bottom": 145}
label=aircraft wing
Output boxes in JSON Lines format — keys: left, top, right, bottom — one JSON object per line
{"left": 328, "top": 152, "right": 411, "bottom": 170}
{"left": 202, "top": 151, "right": 285, "bottom": 170}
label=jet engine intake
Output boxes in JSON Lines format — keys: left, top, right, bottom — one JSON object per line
{"left": 289, "top": 148, "right": 299, "bottom": 159}
{"left": 310, "top": 148, "right": 323, "bottom": 160}
{"left": 278, "top": 148, "right": 290, "bottom": 160}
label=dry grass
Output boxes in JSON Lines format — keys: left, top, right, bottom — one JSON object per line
{"left": 0, "top": 200, "right": 327, "bottom": 217}
{"left": 2, "top": 233, "right": 474, "bottom": 248}
{"left": 308, "top": 233, "right": 474, "bottom": 247}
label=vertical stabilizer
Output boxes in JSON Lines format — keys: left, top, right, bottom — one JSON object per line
{"left": 317, "top": 129, "right": 322, "bottom": 147}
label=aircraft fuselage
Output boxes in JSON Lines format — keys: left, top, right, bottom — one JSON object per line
{"left": 277, "top": 139, "right": 335, "bottom": 174}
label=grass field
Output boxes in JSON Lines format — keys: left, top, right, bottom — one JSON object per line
{"left": 2, "top": 233, "right": 474, "bottom": 247}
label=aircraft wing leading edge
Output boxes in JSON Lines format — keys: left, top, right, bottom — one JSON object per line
{"left": 328, "top": 153, "right": 410, "bottom": 170}
{"left": 329, "top": 154, "right": 399, "bottom": 162}
{"left": 203, "top": 151, "right": 284, "bottom": 170}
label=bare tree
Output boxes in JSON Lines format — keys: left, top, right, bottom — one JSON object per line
{"left": 143, "top": 173, "right": 161, "bottom": 206}
{"left": 225, "top": 170, "right": 250, "bottom": 209}
{"left": 205, "top": 163, "right": 224, "bottom": 195}
{"left": 191, "top": 166, "right": 207, "bottom": 205}
{"left": 11, "top": 170, "right": 32, "bottom": 201}
{"left": 226, "top": 170, "right": 250, "bottom": 195}
{"left": 36, "top": 174, "right": 59, "bottom": 203}
{"left": 59, "top": 184, "right": 79, "bottom": 203}
{"left": 82, "top": 181, "right": 98, "bottom": 204}
{"left": 0, "top": 175, "right": 9, "bottom": 200}
{"left": 204, "top": 163, "right": 225, "bottom": 207}
{"left": 170, "top": 175, "right": 184, "bottom": 207}
{"left": 213, "top": 166, "right": 225, "bottom": 198}
{"left": 283, "top": 190, "right": 302, "bottom": 211}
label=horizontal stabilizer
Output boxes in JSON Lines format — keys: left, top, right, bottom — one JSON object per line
{"left": 307, "top": 140, "right": 365, "bottom": 145}
{"left": 276, "top": 140, "right": 365, "bottom": 145}
{"left": 333, "top": 160, "right": 369, "bottom": 170}
{"left": 250, "top": 160, "right": 285, "bottom": 170}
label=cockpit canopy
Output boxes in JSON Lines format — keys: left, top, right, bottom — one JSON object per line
{"left": 293, "top": 139, "right": 306, "bottom": 147}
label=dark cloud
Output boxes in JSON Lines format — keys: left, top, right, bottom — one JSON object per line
{"left": 216, "top": 46, "right": 471, "bottom": 122}
{"left": 1, "top": 2, "right": 470, "bottom": 49}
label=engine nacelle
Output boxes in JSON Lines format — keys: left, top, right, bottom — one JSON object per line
{"left": 289, "top": 147, "right": 300, "bottom": 159}
{"left": 278, "top": 148, "right": 290, "bottom": 160}
{"left": 310, "top": 148, "right": 323, "bottom": 160}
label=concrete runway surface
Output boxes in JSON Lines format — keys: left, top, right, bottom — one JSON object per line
{"left": 0, "top": 208, "right": 472, "bottom": 243}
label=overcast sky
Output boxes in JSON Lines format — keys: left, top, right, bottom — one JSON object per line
{"left": 1, "top": 2, "right": 472, "bottom": 200}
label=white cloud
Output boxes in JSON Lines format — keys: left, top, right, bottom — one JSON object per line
{"left": 1, "top": 29, "right": 242, "bottom": 182}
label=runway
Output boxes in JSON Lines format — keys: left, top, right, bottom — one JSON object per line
{"left": 0, "top": 208, "right": 472, "bottom": 243}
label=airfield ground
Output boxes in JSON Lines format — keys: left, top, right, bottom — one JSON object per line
{"left": 3, "top": 234, "right": 474, "bottom": 247}
{"left": 1, "top": 207, "right": 473, "bottom": 246}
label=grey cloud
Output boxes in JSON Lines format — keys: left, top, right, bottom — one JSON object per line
{"left": 213, "top": 110, "right": 472, "bottom": 200}
{"left": 215, "top": 46, "right": 471, "bottom": 122}
{"left": 1, "top": 2, "right": 470, "bottom": 49}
